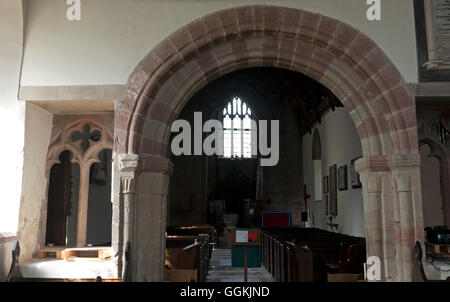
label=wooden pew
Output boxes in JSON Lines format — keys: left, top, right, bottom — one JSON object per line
{"left": 290, "top": 242, "right": 365, "bottom": 282}
{"left": 165, "top": 268, "right": 197, "bottom": 282}
{"left": 166, "top": 225, "right": 216, "bottom": 271}
{"left": 166, "top": 225, "right": 216, "bottom": 260}
{"left": 263, "top": 228, "right": 335, "bottom": 281}
{"left": 262, "top": 228, "right": 366, "bottom": 282}
{"left": 167, "top": 225, "right": 217, "bottom": 247}
{"left": 165, "top": 235, "right": 209, "bottom": 282}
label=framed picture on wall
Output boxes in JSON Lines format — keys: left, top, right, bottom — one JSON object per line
{"left": 323, "top": 194, "right": 329, "bottom": 216}
{"left": 329, "top": 165, "right": 337, "bottom": 216}
{"left": 338, "top": 165, "right": 348, "bottom": 191}
{"left": 323, "top": 176, "right": 329, "bottom": 193}
{"left": 350, "top": 156, "right": 362, "bottom": 189}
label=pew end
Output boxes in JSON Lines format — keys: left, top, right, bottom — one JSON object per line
{"left": 165, "top": 269, "right": 198, "bottom": 282}
{"left": 327, "top": 273, "right": 364, "bottom": 282}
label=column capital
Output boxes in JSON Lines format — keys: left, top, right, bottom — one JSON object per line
{"left": 387, "top": 153, "right": 421, "bottom": 171}
{"left": 121, "top": 176, "right": 136, "bottom": 194}
{"left": 395, "top": 175, "right": 412, "bottom": 193}
{"left": 117, "top": 153, "right": 139, "bottom": 172}
{"left": 355, "top": 154, "right": 421, "bottom": 174}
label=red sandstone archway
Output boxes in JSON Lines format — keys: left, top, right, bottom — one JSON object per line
{"left": 113, "top": 5, "right": 424, "bottom": 282}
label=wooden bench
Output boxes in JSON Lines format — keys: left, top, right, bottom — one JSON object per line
{"left": 261, "top": 228, "right": 366, "bottom": 282}
{"left": 165, "top": 269, "right": 197, "bottom": 282}
{"left": 167, "top": 225, "right": 217, "bottom": 251}
{"left": 425, "top": 242, "right": 450, "bottom": 258}
{"left": 34, "top": 246, "right": 113, "bottom": 261}
{"left": 36, "top": 247, "right": 65, "bottom": 259}
{"left": 167, "top": 225, "right": 216, "bottom": 270}
{"left": 166, "top": 235, "right": 209, "bottom": 282}
{"left": 60, "top": 247, "right": 113, "bottom": 261}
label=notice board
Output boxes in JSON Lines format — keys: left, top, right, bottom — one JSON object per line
{"left": 231, "top": 228, "right": 261, "bottom": 268}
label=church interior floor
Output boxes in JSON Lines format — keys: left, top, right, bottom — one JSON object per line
{"left": 206, "top": 249, "right": 275, "bottom": 282}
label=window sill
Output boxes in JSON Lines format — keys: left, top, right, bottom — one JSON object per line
{"left": 0, "top": 232, "right": 17, "bottom": 243}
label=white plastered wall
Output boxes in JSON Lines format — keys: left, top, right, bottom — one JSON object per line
{"left": 0, "top": 0, "right": 25, "bottom": 235}
{"left": 17, "top": 103, "right": 53, "bottom": 262}
{"left": 303, "top": 108, "right": 365, "bottom": 237}
{"left": 0, "top": 0, "right": 25, "bottom": 281}
{"left": 21, "top": 0, "right": 418, "bottom": 87}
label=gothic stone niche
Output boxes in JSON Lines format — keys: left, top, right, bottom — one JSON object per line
{"left": 423, "top": 0, "right": 450, "bottom": 70}
{"left": 42, "top": 115, "right": 114, "bottom": 248}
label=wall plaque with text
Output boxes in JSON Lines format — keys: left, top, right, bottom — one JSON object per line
{"left": 424, "top": 0, "right": 450, "bottom": 69}
{"left": 432, "top": 0, "right": 450, "bottom": 35}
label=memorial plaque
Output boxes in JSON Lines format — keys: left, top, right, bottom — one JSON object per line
{"left": 423, "top": 0, "right": 450, "bottom": 69}
{"left": 432, "top": 0, "right": 450, "bottom": 35}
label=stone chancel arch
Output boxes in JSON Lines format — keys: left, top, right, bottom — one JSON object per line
{"left": 113, "top": 5, "right": 424, "bottom": 282}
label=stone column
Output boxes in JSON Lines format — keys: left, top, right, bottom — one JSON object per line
{"left": 356, "top": 154, "right": 424, "bottom": 282}
{"left": 442, "top": 153, "right": 450, "bottom": 228}
{"left": 134, "top": 157, "right": 173, "bottom": 282}
{"left": 76, "top": 163, "right": 91, "bottom": 247}
{"left": 395, "top": 175, "right": 415, "bottom": 281}
{"left": 390, "top": 154, "right": 424, "bottom": 282}
{"left": 362, "top": 173, "right": 384, "bottom": 279}
{"left": 113, "top": 153, "right": 139, "bottom": 279}
{"left": 357, "top": 158, "right": 394, "bottom": 281}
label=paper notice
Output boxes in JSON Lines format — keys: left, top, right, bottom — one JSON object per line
{"left": 236, "top": 230, "right": 248, "bottom": 243}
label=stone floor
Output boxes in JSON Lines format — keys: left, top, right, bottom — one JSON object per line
{"left": 206, "top": 249, "right": 275, "bottom": 282}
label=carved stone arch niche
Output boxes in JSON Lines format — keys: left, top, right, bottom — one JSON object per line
{"left": 417, "top": 109, "right": 450, "bottom": 227}
{"left": 40, "top": 115, "right": 114, "bottom": 249}
{"left": 419, "top": 137, "right": 450, "bottom": 227}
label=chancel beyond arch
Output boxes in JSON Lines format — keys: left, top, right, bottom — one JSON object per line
{"left": 113, "top": 5, "right": 424, "bottom": 281}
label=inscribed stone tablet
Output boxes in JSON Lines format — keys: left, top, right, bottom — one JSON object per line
{"left": 433, "top": 0, "right": 450, "bottom": 35}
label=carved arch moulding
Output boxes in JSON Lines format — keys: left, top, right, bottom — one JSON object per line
{"left": 114, "top": 5, "right": 423, "bottom": 281}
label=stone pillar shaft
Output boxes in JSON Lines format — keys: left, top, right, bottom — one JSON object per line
{"left": 76, "top": 164, "right": 90, "bottom": 247}
{"left": 356, "top": 154, "right": 424, "bottom": 282}
{"left": 114, "top": 154, "right": 139, "bottom": 279}
{"left": 134, "top": 171, "right": 170, "bottom": 281}
{"left": 361, "top": 174, "right": 384, "bottom": 280}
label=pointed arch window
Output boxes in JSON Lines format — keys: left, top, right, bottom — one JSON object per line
{"left": 223, "top": 97, "right": 253, "bottom": 158}
{"left": 44, "top": 118, "right": 114, "bottom": 248}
